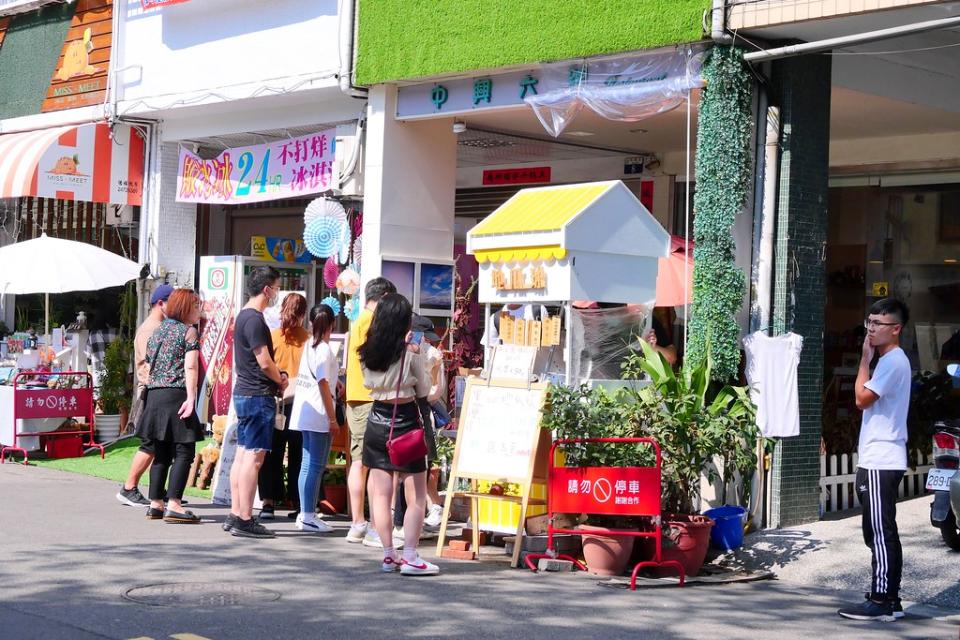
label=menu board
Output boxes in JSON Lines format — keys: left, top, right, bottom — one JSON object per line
{"left": 454, "top": 379, "right": 547, "bottom": 481}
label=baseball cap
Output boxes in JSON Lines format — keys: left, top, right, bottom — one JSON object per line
{"left": 412, "top": 314, "right": 441, "bottom": 342}
{"left": 150, "top": 284, "right": 174, "bottom": 306}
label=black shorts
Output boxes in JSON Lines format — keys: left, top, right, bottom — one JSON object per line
{"left": 138, "top": 438, "right": 155, "bottom": 456}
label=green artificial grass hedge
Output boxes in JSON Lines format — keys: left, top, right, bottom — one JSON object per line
{"left": 32, "top": 436, "right": 214, "bottom": 499}
{"left": 355, "top": 0, "right": 710, "bottom": 85}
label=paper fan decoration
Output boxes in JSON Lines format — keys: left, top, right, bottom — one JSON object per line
{"left": 304, "top": 197, "right": 346, "bottom": 226}
{"left": 323, "top": 258, "right": 340, "bottom": 288}
{"left": 336, "top": 267, "right": 361, "bottom": 296}
{"left": 338, "top": 220, "right": 351, "bottom": 264}
{"left": 352, "top": 236, "right": 362, "bottom": 265}
{"left": 304, "top": 217, "right": 343, "bottom": 258}
{"left": 343, "top": 294, "right": 361, "bottom": 323}
{"left": 320, "top": 295, "right": 342, "bottom": 317}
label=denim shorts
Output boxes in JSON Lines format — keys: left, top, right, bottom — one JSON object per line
{"left": 234, "top": 395, "right": 275, "bottom": 452}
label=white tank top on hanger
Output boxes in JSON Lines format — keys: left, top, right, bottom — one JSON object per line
{"left": 743, "top": 331, "right": 803, "bottom": 438}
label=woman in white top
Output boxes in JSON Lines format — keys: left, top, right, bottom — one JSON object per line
{"left": 359, "top": 293, "right": 438, "bottom": 576}
{"left": 289, "top": 303, "right": 339, "bottom": 533}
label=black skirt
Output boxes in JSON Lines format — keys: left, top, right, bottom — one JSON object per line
{"left": 134, "top": 387, "right": 204, "bottom": 443}
{"left": 362, "top": 401, "right": 427, "bottom": 473}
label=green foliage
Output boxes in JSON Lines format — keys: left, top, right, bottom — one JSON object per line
{"left": 542, "top": 339, "right": 759, "bottom": 515}
{"left": 0, "top": 320, "right": 9, "bottom": 337}
{"left": 355, "top": 0, "right": 710, "bottom": 84}
{"left": 98, "top": 338, "right": 132, "bottom": 414}
{"left": 688, "top": 46, "right": 753, "bottom": 381}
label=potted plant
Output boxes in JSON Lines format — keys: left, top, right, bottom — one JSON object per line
{"left": 622, "top": 339, "right": 759, "bottom": 576}
{"left": 319, "top": 465, "right": 348, "bottom": 515}
{"left": 541, "top": 383, "right": 648, "bottom": 576}
{"left": 97, "top": 338, "right": 133, "bottom": 441}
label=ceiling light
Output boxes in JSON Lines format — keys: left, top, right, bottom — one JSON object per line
{"left": 629, "top": 128, "right": 648, "bottom": 134}
{"left": 452, "top": 120, "right": 467, "bottom": 134}
{"left": 565, "top": 131, "right": 595, "bottom": 137}
{"left": 945, "top": 259, "right": 957, "bottom": 264}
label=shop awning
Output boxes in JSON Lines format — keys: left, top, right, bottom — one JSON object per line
{"left": 0, "top": 123, "right": 144, "bottom": 205}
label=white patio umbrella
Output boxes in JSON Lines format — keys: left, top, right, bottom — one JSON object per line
{"left": 0, "top": 233, "right": 141, "bottom": 336}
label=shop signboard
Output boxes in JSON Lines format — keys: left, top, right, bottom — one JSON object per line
{"left": 482, "top": 167, "right": 551, "bottom": 186}
{"left": 249, "top": 236, "right": 311, "bottom": 264}
{"left": 140, "top": 0, "right": 190, "bottom": 9}
{"left": 176, "top": 129, "right": 336, "bottom": 205}
{"left": 41, "top": 0, "right": 113, "bottom": 113}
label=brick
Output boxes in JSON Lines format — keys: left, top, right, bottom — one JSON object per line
{"left": 449, "top": 539, "right": 471, "bottom": 551}
{"left": 441, "top": 548, "right": 476, "bottom": 560}
{"left": 537, "top": 559, "right": 574, "bottom": 572}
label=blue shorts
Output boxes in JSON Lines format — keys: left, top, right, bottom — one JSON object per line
{"left": 234, "top": 395, "right": 275, "bottom": 452}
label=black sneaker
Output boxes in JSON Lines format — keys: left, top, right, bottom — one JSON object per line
{"left": 117, "top": 486, "right": 149, "bottom": 507}
{"left": 230, "top": 518, "right": 276, "bottom": 539}
{"left": 838, "top": 598, "right": 896, "bottom": 622}
{"left": 286, "top": 510, "right": 300, "bottom": 520}
{"left": 863, "top": 593, "right": 903, "bottom": 619}
{"left": 222, "top": 513, "right": 238, "bottom": 532}
{"left": 260, "top": 505, "right": 275, "bottom": 520}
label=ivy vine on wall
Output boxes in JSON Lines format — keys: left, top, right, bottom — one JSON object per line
{"left": 687, "top": 46, "right": 753, "bottom": 381}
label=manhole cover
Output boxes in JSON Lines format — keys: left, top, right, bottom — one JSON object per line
{"left": 123, "top": 582, "right": 281, "bottom": 607}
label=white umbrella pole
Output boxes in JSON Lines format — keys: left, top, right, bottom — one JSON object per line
{"left": 45, "top": 293, "right": 50, "bottom": 341}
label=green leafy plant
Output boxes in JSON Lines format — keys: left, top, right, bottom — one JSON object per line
{"left": 323, "top": 467, "right": 347, "bottom": 486}
{"left": 687, "top": 45, "right": 753, "bottom": 381}
{"left": 98, "top": 338, "right": 132, "bottom": 414}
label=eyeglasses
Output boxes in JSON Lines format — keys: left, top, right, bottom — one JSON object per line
{"left": 864, "top": 319, "right": 901, "bottom": 329}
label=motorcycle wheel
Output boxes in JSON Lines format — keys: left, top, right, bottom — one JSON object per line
{"left": 940, "top": 511, "right": 960, "bottom": 551}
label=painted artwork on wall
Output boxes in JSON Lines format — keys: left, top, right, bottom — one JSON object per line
{"left": 419, "top": 263, "right": 454, "bottom": 311}
{"left": 382, "top": 260, "right": 415, "bottom": 302}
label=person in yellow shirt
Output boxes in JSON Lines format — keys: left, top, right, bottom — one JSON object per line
{"left": 345, "top": 277, "right": 396, "bottom": 546}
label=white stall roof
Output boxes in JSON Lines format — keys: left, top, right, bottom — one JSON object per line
{"left": 466, "top": 180, "right": 669, "bottom": 263}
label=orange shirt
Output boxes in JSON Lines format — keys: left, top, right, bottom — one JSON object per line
{"left": 270, "top": 326, "right": 310, "bottom": 378}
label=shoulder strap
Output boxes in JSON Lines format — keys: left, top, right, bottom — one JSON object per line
{"left": 388, "top": 350, "right": 407, "bottom": 441}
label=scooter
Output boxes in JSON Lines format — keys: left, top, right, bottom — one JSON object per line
{"left": 928, "top": 366, "right": 960, "bottom": 550}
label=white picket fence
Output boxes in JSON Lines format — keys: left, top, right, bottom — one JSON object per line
{"left": 819, "top": 452, "right": 934, "bottom": 514}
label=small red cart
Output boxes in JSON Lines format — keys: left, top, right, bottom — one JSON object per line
{"left": 525, "top": 436, "right": 685, "bottom": 589}
{"left": 1, "top": 371, "right": 103, "bottom": 464}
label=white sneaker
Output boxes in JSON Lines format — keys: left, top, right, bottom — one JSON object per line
{"left": 362, "top": 529, "right": 383, "bottom": 548}
{"left": 425, "top": 504, "right": 443, "bottom": 527}
{"left": 346, "top": 522, "right": 368, "bottom": 543}
{"left": 400, "top": 555, "right": 440, "bottom": 576}
{"left": 392, "top": 526, "right": 406, "bottom": 547}
{"left": 381, "top": 554, "right": 401, "bottom": 573}
{"left": 297, "top": 518, "right": 333, "bottom": 533}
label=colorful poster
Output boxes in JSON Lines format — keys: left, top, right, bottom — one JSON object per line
{"left": 250, "top": 236, "right": 312, "bottom": 264}
{"left": 419, "top": 262, "right": 453, "bottom": 310}
{"left": 176, "top": 129, "right": 336, "bottom": 204}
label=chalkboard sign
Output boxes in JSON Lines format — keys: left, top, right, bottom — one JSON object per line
{"left": 455, "top": 379, "right": 547, "bottom": 481}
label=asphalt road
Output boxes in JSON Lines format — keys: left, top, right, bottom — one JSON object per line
{"left": 1, "top": 463, "right": 958, "bottom": 640}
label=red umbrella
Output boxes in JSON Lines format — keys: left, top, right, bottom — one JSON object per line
{"left": 656, "top": 236, "right": 694, "bottom": 307}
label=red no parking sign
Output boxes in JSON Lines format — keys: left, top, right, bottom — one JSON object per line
{"left": 549, "top": 466, "right": 661, "bottom": 517}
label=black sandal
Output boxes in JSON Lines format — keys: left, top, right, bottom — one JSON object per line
{"left": 163, "top": 509, "right": 201, "bottom": 524}
{"left": 146, "top": 507, "right": 164, "bottom": 520}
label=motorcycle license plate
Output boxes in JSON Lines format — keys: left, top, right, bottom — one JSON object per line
{"left": 926, "top": 468, "right": 957, "bottom": 491}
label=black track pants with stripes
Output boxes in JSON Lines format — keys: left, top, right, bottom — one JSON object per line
{"left": 856, "top": 467, "right": 905, "bottom": 601}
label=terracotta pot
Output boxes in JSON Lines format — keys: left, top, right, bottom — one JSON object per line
{"left": 578, "top": 524, "right": 637, "bottom": 576}
{"left": 119, "top": 407, "right": 129, "bottom": 433}
{"left": 319, "top": 485, "right": 348, "bottom": 515}
{"left": 656, "top": 514, "right": 714, "bottom": 577}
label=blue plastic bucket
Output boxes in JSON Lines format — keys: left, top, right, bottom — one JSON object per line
{"left": 703, "top": 505, "right": 748, "bottom": 551}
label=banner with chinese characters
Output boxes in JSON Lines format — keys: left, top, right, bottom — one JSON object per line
{"left": 176, "top": 129, "right": 336, "bottom": 204}
{"left": 15, "top": 387, "right": 94, "bottom": 420}
{"left": 549, "top": 466, "right": 661, "bottom": 516}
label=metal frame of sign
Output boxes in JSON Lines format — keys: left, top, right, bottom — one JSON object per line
{"left": 435, "top": 377, "right": 551, "bottom": 567}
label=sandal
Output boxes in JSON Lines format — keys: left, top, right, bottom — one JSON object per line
{"left": 145, "top": 507, "right": 164, "bottom": 520}
{"left": 163, "top": 509, "right": 201, "bottom": 524}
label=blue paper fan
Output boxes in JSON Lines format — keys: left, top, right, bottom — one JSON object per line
{"left": 343, "top": 294, "right": 361, "bottom": 322}
{"left": 304, "top": 217, "right": 343, "bottom": 259}
{"left": 320, "top": 295, "right": 342, "bottom": 317}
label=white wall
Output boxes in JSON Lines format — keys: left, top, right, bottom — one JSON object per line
{"left": 115, "top": 0, "right": 344, "bottom": 116}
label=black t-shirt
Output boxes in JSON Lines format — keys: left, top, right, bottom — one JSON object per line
{"left": 233, "top": 308, "right": 277, "bottom": 397}
{"left": 652, "top": 317, "right": 673, "bottom": 348}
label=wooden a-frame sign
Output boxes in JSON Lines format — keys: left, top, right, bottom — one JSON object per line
{"left": 436, "top": 377, "right": 551, "bottom": 567}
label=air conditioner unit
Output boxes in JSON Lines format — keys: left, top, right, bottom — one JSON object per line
{"left": 106, "top": 204, "right": 135, "bottom": 227}
{"left": 335, "top": 123, "right": 364, "bottom": 199}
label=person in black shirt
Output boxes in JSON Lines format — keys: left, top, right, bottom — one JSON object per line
{"left": 644, "top": 313, "right": 677, "bottom": 366}
{"left": 226, "top": 266, "right": 288, "bottom": 539}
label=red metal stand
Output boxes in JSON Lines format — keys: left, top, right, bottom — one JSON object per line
{"left": 1, "top": 371, "right": 103, "bottom": 464}
{"left": 525, "top": 437, "right": 685, "bottom": 589}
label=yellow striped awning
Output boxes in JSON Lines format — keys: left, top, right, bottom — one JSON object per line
{"left": 469, "top": 182, "right": 611, "bottom": 237}
{"left": 474, "top": 245, "right": 568, "bottom": 264}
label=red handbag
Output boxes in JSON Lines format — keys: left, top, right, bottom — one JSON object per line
{"left": 386, "top": 350, "right": 428, "bottom": 467}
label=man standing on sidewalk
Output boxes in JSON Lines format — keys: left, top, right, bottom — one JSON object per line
{"left": 344, "top": 277, "right": 395, "bottom": 546}
{"left": 838, "top": 298, "right": 911, "bottom": 623}
{"left": 226, "top": 266, "right": 287, "bottom": 539}
{"left": 115, "top": 284, "right": 173, "bottom": 507}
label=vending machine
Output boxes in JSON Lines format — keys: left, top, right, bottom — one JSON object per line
{"left": 197, "top": 248, "right": 318, "bottom": 421}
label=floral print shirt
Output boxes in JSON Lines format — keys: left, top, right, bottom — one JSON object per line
{"left": 146, "top": 318, "right": 199, "bottom": 389}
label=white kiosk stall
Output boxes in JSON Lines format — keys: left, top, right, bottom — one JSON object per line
{"left": 466, "top": 180, "right": 670, "bottom": 386}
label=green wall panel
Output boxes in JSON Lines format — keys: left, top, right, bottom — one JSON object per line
{"left": 355, "top": 0, "right": 710, "bottom": 85}
{"left": 0, "top": 3, "right": 76, "bottom": 119}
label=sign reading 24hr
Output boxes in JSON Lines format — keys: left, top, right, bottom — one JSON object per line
{"left": 176, "top": 129, "right": 336, "bottom": 204}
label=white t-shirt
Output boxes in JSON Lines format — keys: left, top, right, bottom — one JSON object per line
{"left": 743, "top": 331, "right": 803, "bottom": 438}
{"left": 289, "top": 341, "right": 338, "bottom": 433}
{"left": 858, "top": 347, "right": 910, "bottom": 470}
